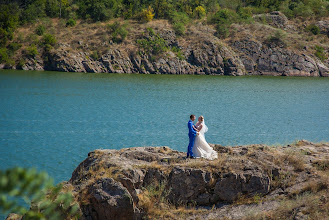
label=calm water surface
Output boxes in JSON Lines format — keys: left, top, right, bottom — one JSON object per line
{"left": 0, "top": 70, "right": 328, "bottom": 183}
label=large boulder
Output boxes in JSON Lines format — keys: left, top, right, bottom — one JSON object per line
{"left": 253, "top": 11, "right": 289, "bottom": 28}
{"left": 167, "top": 167, "right": 214, "bottom": 205}
{"left": 213, "top": 172, "right": 271, "bottom": 202}
{"left": 81, "top": 178, "right": 138, "bottom": 220}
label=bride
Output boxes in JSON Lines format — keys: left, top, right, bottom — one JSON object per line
{"left": 192, "top": 116, "right": 218, "bottom": 160}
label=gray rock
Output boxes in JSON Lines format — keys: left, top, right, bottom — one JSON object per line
{"left": 315, "top": 20, "right": 329, "bottom": 36}
{"left": 167, "top": 167, "right": 213, "bottom": 205}
{"left": 253, "top": 11, "right": 288, "bottom": 28}
{"left": 213, "top": 172, "right": 270, "bottom": 202}
{"left": 82, "top": 178, "right": 137, "bottom": 220}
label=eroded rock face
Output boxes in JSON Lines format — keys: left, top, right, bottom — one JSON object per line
{"left": 231, "top": 38, "right": 321, "bottom": 76}
{"left": 167, "top": 167, "right": 214, "bottom": 205}
{"left": 213, "top": 172, "right": 270, "bottom": 202}
{"left": 81, "top": 178, "right": 137, "bottom": 220}
{"left": 253, "top": 11, "right": 289, "bottom": 28}
{"left": 315, "top": 20, "right": 329, "bottom": 36}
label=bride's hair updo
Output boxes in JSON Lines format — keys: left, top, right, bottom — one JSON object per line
{"left": 199, "top": 115, "right": 204, "bottom": 121}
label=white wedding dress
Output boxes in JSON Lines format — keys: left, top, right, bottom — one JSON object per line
{"left": 192, "top": 121, "right": 218, "bottom": 160}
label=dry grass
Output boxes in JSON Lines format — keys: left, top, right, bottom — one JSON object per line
{"left": 137, "top": 181, "right": 208, "bottom": 219}
{"left": 273, "top": 150, "right": 306, "bottom": 172}
{"left": 246, "top": 189, "right": 329, "bottom": 220}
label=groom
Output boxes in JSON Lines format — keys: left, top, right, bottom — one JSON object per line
{"left": 187, "top": 114, "right": 199, "bottom": 158}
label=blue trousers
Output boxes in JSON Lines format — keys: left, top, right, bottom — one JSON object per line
{"left": 187, "top": 133, "right": 196, "bottom": 157}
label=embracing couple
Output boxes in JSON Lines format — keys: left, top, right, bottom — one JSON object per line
{"left": 187, "top": 114, "right": 218, "bottom": 160}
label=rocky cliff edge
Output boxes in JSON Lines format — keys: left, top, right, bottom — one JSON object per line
{"left": 43, "top": 140, "right": 329, "bottom": 219}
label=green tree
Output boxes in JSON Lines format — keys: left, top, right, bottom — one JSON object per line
{"left": 107, "top": 21, "right": 128, "bottom": 43}
{"left": 137, "top": 28, "right": 168, "bottom": 55}
{"left": 141, "top": 6, "right": 155, "bottom": 22}
{"left": 0, "top": 3, "right": 19, "bottom": 47}
{"left": 194, "top": 6, "right": 206, "bottom": 19}
{"left": 0, "top": 167, "right": 80, "bottom": 219}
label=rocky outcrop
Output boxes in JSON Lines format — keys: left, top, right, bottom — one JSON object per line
{"left": 253, "top": 11, "right": 289, "bottom": 28}
{"left": 2, "top": 19, "right": 328, "bottom": 77}
{"left": 230, "top": 37, "right": 326, "bottom": 76}
{"left": 81, "top": 178, "right": 138, "bottom": 220}
{"left": 315, "top": 20, "right": 329, "bottom": 37}
{"left": 64, "top": 141, "right": 329, "bottom": 220}
{"left": 7, "top": 141, "right": 329, "bottom": 220}
{"left": 40, "top": 27, "right": 245, "bottom": 76}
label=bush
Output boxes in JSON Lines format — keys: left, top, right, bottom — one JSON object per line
{"left": 0, "top": 167, "right": 80, "bottom": 219}
{"left": 66, "top": 18, "right": 76, "bottom": 27}
{"left": 171, "top": 46, "right": 185, "bottom": 60}
{"left": 266, "top": 30, "right": 287, "bottom": 47}
{"left": 194, "top": 6, "right": 206, "bottom": 19}
{"left": 315, "top": 45, "right": 327, "bottom": 61}
{"left": 140, "top": 6, "right": 155, "bottom": 22}
{"left": 17, "top": 59, "right": 26, "bottom": 69}
{"left": 306, "top": 24, "right": 320, "bottom": 35}
{"left": 210, "top": 8, "right": 238, "bottom": 24}
{"left": 107, "top": 21, "right": 128, "bottom": 43}
{"left": 26, "top": 45, "right": 39, "bottom": 57}
{"left": 168, "top": 11, "right": 190, "bottom": 25}
{"left": 7, "top": 42, "right": 22, "bottom": 52}
{"left": 42, "top": 34, "right": 56, "bottom": 46}
{"left": 173, "top": 22, "right": 185, "bottom": 36}
{"left": 0, "top": 4, "right": 19, "bottom": 47}
{"left": 215, "top": 24, "right": 230, "bottom": 39}
{"left": 137, "top": 28, "right": 168, "bottom": 55}
{"left": 0, "top": 47, "right": 9, "bottom": 63}
{"left": 91, "top": 50, "right": 100, "bottom": 60}
{"left": 35, "top": 25, "right": 46, "bottom": 36}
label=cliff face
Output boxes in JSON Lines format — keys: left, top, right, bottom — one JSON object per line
{"left": 63, "top": 140, "right": 328, "bottom": 220}
{"left": 3, "top": 14, "right": 329, "bottom": 77}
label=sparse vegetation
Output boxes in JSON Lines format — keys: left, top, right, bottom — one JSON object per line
{"left": 306, "top": 24, "right": 320, "bottom": 35}
{"left": 107, "top": 21, "right": 128, "bottom": 43}
{"left": 314, "top": 45, "right": 327, "bottom": 61}
{"left": 137, "top": 28, "right": 168, "bottom": 55}
{"left": 35, "top": 25, "right": 46, "bottom": 36}
{"left": 66, "top": 18, "right": 76, "bottom": 27}
{"left": 26, "top": 45, "right": 39, "bottom": 58}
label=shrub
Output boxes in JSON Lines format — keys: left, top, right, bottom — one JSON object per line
{"left": 266, "top": 30, "right": 287, "bottom": 47}
{"left": 42, "top": 34, "right": 56, "bottom": 46}
{"left": 173, "top": 22, "right": 185, "bottom": 36}
{"left": 210, "top": 8, "right": 238, "bottom": 25}
{"left": 17, "top": 59, "right": 26, "bottom": 69}
{"left": 35, "top": 25, "right": 46, "bottom": 36}
{"left": 215, "top": 24, "right": 229, "bottom": 39}
{"left": 306, "top": 24, "right": 320, "bottom": 35}
{"left": 107, "top": 21, "right": 128, "bottom": 43}
{"left": 315, "top": 45, "right": 327, "bottom": 61}
{"left": 66, "top": 18, "right": 76, "bottom": 27}
{"left": 0, "top": 47, "right": 9, "bottom": 63}
{"left": 171, "top": 46, "right": 185, "bottom": 60}
{"left": 7, "top": 42, "right": 22, "bottom": 52}
{"left": 91, "top": 50, "right": 100, "bottom": 60}
{"left": 137, "top": 28, "right": 168, "bottom": 55}
{"left": 0, "top": 167, "right": 80, "bottom": 219}
{"left": 236, "top": 6, "right": 253, "bottom": 20}
{"left": 26, "top": 45, "right": 39, "bottom": 57}
{"left": 168, "top": 11, "right": 190, "bottom": 25}
{"left": 194, "top": 6, "right": 206, "bottom": 19}
{"left": 0, "top": 4, "right": 19, "bottom": 47}
{"left": 140, "top": 6, "right": 155, "bottom": 22}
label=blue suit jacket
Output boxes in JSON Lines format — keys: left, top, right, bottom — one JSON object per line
{"left": 188, "top": 120, "right": 197, "bottom": 135}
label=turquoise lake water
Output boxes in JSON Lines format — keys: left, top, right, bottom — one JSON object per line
{"left": 0, "top": 70, "right": 328, "bottom": 184}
